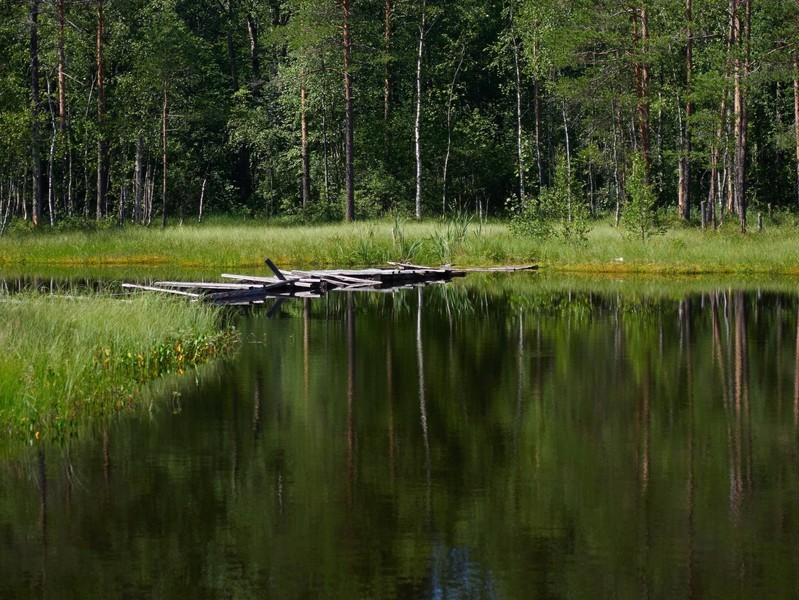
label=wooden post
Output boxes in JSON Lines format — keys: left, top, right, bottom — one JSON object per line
{"left": 757, "top": 212, "right": 762, "bottom": 231}
{"left": 264, "top": 258, "right": 287, "bottom": 280}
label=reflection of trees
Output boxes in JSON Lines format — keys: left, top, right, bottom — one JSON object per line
{"left": 387, "top": 316, "right": 396, "bottom": 481}
{"left": 417, "top": 287, "right": 431, "bottom": 523}
{"left": 3, "top": 284, "right": 799, "bottom": 597}
{"left": 681, "top": 296, "right": 696, "bottom": 597}
{"left": 347, "top": 293, "right": 356, "bottom": 517}
{"left": 38, "top": 447, "right": 47, "bottom": 595}
{"left": 730, "top": 292, "right": 752, "bottom": 520}
{"left": 794, "top": 306, "right": 799, "bottom": 427}
{"left": 304, "top": 299, "right": 311, "bottom": 401}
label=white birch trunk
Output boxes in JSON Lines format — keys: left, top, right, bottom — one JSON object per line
{"left": 414, "top": 0, "right": 426, "bottom": 219}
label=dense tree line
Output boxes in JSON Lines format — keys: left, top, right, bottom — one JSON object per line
{"left": 1, "top": 0, "right": 798, "bottom": 230}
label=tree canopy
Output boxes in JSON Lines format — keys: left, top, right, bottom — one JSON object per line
{"left": 1, "top": 0, "right": 798, "bottom": 229}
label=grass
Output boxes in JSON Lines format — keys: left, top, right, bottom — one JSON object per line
{"left": 1, "top": 214, "right": 799, "bottom": 275}
{"left": 4, "top": 211, "right": 795, "bottom": 443}
{"left": 0, "top": 292, "right": 237, "bottom": 441}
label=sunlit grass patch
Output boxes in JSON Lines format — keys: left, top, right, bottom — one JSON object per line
{"left": 1, "top": 214, "right": 799, "bottom": 274}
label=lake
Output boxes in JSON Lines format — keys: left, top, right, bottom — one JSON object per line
{"left": 2, "top": 274, "right": 799, "bottom": 598}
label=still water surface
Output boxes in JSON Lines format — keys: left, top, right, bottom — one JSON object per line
{"left": 2, "top": 276, "right": 799, "bottom": 598}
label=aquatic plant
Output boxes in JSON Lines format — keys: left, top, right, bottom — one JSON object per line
{"left": 0, "top": 293, "right": 237, "bottom": 441}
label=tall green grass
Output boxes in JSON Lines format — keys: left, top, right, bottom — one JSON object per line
{"left": 0, "top": 293, "right": 237, "bottom": 440}
{"left": 0, "top": 216, "right": 517, "bottom": 269}
{"left": 2, "top": 214, "right": 799, "bottom": 274}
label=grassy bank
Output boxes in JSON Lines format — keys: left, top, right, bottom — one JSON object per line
{"left": 1, "top": 215, "right": 799, "bottom": 275}
{"left": 0, "top": 293, "right": 237, "bottom": 440}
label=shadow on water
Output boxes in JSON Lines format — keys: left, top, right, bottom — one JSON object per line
{"left": 2, "top": 273, "right": 799, "bottom": 597}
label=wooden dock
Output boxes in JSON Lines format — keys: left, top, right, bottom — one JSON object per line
{"left": 122, "top": 259, "right": 537, "bottom": 306}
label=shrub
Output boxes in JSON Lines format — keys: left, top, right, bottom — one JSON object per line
{"left": 508, "top": 152, "right": 591, "bottom": 243}
{"left": 623, "top": 152, "right": 665, "bottom": 242}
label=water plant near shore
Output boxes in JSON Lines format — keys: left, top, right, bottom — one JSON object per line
{"left": 0, "top": 293, "right": 237, "bottom": 441}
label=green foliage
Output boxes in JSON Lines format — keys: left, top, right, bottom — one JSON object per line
{"left": 0, "top": 0, "right": 797, "bottom": 227}
{"left": 390, "top": 215, "right": 424, "bottom": 263}
{"left": 509, "top": 152, "right": 591, "bottom": 243}
{"left": 429, "top": 211, "right": 477, "bottom": 263}
{"left": 622, "top": 152, "right": 666, "bottom": 242}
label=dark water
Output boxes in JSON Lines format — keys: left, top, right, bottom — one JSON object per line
{"left": 2, "top": 276, "right": 799, "bottom": 598}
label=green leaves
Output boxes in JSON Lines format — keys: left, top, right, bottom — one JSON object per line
{"left": 509, "top": 152, "right": 591, "bottom": 243}
{"left": 623, "top": 152, "right": 665, "bottom": 242}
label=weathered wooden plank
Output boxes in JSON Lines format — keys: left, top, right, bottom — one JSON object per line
{"left": 320, "top": 278, "right": 379, "bottom": 289}
{"left": 126, "top": 261, "right": 537, "bottom": 306}
{"left": 221, "top": 273, "right": 282, "bottom": 284}
{"left": 319, "top": 274, "right": 381, "bottom": 286}
{"left": 155, "top": 281, "right": 263, "bottom": 291}
{"left": 122, "top": 283, "right": 201, "bottom": 298}
{"left": 264, "top": 258, "right": 287, "bottom": 281}
{"left": 387, "top": 261, "right": 443, "bottom": 271}
{"left": 205, "top": 279, "right": 296, "bottom": 303}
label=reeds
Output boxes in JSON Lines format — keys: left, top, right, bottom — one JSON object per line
{"left": 0, "top": 293, "right": 236, "bottom": 440}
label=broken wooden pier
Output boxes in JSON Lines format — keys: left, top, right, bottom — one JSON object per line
{"left": 122, "top": 259, "right": 537, "bottom": 306}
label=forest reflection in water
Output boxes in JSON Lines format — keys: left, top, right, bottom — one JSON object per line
{"left": 2, "top": 275, "right": 799, "bottom": 598}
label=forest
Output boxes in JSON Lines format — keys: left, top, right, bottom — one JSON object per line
{"left": 1, "top": 0, "right": 798, "bottom": 232}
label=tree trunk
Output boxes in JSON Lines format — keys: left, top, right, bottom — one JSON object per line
{"left": 198, "top": 171, "right": 207, "bottom": 223}
{"left": 301, "top": 75, "right": 311, "bottom": 212}
{"left": 246, "top": 8, "right": 260, "bottom": 83}
{"left": 134, "top": 135, "right": 143, "bottom": 224}
{"left": 226, "top": 0, "right": 239, "bottom": 89}
{"left": 612, "top": 101, "right": 621, "bottom": 226}
{"left": 144, "top": 163, "right": 153, "bottom": 225}
{"left": 321, "top": 84, "right": 331, "bottom": 206}
{"left": 67, "top": 138, "right": 73, "bottom": 216}
{"left": 46, "top": 74, "right": 56, "bottom": 227}
{"left": 633, "top": 3, "right": 651, "bottom": 168}
{"left": 534, "top": 80, "right": 543, "bottom": 194}
{"left": 678, "top": 0, "right": 692, "bottom": 220}
{"left": 57, "top": 0, "right": 68, "bottom": 215}
{"left": 96, "top": 0, "right": 109, "bottom": 222}
{"left": 708, "top": 0, "right": 736, "bottom": 226}
{"left": 30, "top": 0, "right": 42, "bottom": 227}
{"left": 0, "top": 181, "right": 12, "bottom": 237}
{"left": 510, "top": 6, "right": 525, "bottom": 202}
{"left": 794, "top": 56, "right": 799, "bottom": 211}
{"left": 161, "top": 85, "right": 168, "bottom": 228}
{"left": 414, "top": 0, "right": 426, "bottom": 219}
{"left": 562, "top": 101, "right": 572, "bottom": 223}
{"left": 384, "top": 0, "right": 391, "bottom": 153}
{"left": 118, "top": 181, "right": 125, "bottom": 227}
{"left": 342, "top": 0, "right": 355, "bottom": 222}
{"left": 442, "top": 49, "right": 464, "bottom": 214}
{"left": 733, "top": 0, "right": 749, "bottom": 232}
{"left": 732, "top": 0, "right": 742, "bottom": 217}
{"left": 82, "top": 144, "right": 89, "bottom": 218}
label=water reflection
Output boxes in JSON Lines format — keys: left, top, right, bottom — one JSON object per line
{"left": 2, "top": 279, "right": 799, "bottom": 597}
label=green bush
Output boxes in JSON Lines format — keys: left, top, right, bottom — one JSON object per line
{"left": 622, "top": 152, "right": 666, "bottom": 242}
{"left": 508, "top": 153, "right": 591, "bottom": 243}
